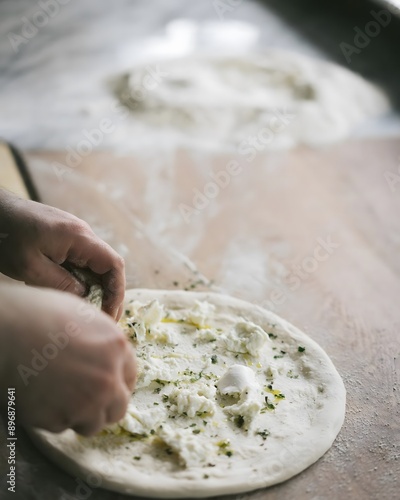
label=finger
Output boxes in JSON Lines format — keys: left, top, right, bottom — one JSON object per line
{"left": 72, "top": 411, "right": 107, "bottom": 437}
{"left": 123, "top": 345, "right": 137, "bottom": 392}
{"left": 66, "top": 235, "right": 125, "bottom": 319}
{"left": 25, "top": 254, "right": 86, "bottom": 296}
{"left": 105, "top": 386, "right": 130, "bottom": 425}
{"left": 100, "top": 264, "right": 126, "bottom": 320}
{"left": 116, "top": 303, "right": 124, "bottom": 322}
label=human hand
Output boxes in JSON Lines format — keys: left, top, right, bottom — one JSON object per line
{"left": 0, "top": 189, "right": 125, "bottom": 320}
{"left": 0, "top": 284, "right": 136, "bottom": 436}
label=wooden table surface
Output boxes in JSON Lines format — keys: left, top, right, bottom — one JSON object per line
{"left": 1, "top": 138, "right": 400, "bottom": 499}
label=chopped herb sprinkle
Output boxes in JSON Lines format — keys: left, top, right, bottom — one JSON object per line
{"left": 298, "top": 346, "right": 306, "bottom": 352}
{"left": 256, "top": 429, "right": 270, "bottom": 440}
{"left": 234, "top": 415, "right": 245, "bottom": 428}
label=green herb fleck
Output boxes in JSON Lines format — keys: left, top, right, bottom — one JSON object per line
{"left": 298, "top": 346, "right": 306, "bottom": 352}
{"left": 134, "top": 456, "right": 141, "bottom": 460}
{"left": 192, "top": 429, "right": 201, "bottom": 434}
{"left": 268, "top": 333, "right": 277, "bottom": 339}
{"left": 211, "top": 355, "right": 218, "bottom": 364}
{"left": 256, "top": 429, "right": 270, "bottom": 440}
{"left": 155, "top": 379, "right": 167, "bottom": 386}
{"left": 263, "top": 396, "right": 275, "bottom": 411}
{"left": 234, "top": 415, "right": 245, "bottom": 428}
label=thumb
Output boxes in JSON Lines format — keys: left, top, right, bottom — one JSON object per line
{"left": 26, "top": 254, "right": 86, "bottom": 296}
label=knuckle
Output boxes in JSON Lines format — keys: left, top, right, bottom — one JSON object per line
{"left": 64, "top": 216, "right": 92, "bottom": 236}
{"left": 114, "top": 333, "right": 128, "bottom": 351}
{"left": 73, "top": 219, "right": 92, "bottom": 234}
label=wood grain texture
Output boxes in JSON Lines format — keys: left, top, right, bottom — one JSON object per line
{"left": 1, "top": 138, "right": 399, "bottom": 500}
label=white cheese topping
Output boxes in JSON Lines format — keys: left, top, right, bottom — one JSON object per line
{"left": 217, "top": 364, "right": 258, "bottom": 397}
{"left": 158, "top": 425, "right": 216, "bottom": 468}
{"left": 169, "top": 386, "right": 216, "bottom": 418}
{"left": 220, "top": 320, "right": 270, "bottom": 356}
{"left": 186, "top": 300, "right": 215, "bottom": 328}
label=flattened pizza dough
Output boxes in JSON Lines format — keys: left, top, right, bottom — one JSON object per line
{"left": 29, "top": 290, "right": 346, "bottom": 498}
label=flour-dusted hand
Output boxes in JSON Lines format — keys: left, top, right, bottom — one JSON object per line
{"left": 0, "top": 189, "right": 125, "bottom": 320}
{"left": 0, "top": 284, "right": 136, "bottom": 436}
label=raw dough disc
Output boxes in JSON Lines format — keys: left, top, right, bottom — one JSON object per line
{"left": 29, "top": 289, "right": 346, "bottom": 498}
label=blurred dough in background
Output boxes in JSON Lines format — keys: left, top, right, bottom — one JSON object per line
{"left": 115, "top": 51, "right": 389, "bottom": 151}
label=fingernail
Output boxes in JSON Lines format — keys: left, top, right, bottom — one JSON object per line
{"left": 74, "top": 280, "right": 86, "bottom": 296}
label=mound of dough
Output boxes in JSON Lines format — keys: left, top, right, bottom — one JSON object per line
{"left": 116, "top": 51, "right": 389, "bottom": 149}
{"left": 29, "top": 290, "right": 346, "bottom": 498}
